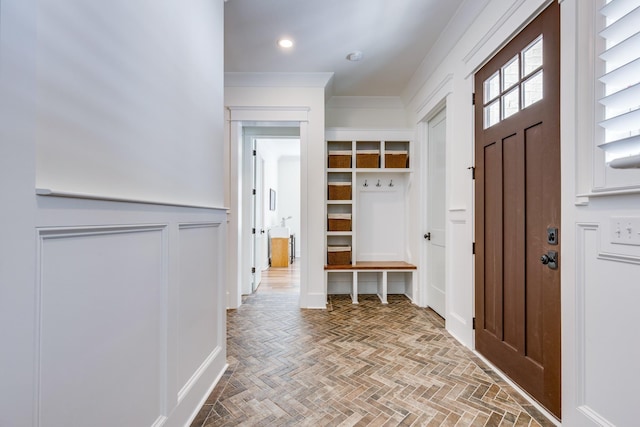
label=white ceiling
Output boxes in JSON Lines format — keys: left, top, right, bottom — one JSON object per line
{"left": 224, "top": 0, "right": 470, "bottom": 97}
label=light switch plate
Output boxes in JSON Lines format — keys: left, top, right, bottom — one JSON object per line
{"left": 611, "top": 217, "right": 640, "bottom": 246}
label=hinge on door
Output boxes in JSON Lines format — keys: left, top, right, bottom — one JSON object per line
{"left": 253, "top": 149, "right": 257, "bottom": 156}
{"left": 472, "top": 242, "right": 476, "bottom": 254}
{"left": 468, "top": 166, "right": 475, "bottom": 180}
{"left": 252, "top": 228, "right": 256, "bottom": 234}
{"left": 473, "top": 317, "right": 476, "bottom": 329}
{"left": 251, "top": 267, "right": 256, "bottom": 274}
{"left": 252, "top": 188, "right": 256, "bottom": 195}
{"left": 472, "top": 93, "right": 476, "bottom": 105}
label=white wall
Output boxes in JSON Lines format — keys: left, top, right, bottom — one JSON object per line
{"left": 278, "top": 156, "right": 301, "bottom": 257}
{"left": 561, "top": 1, "right": 640, "bottom": 425}
{"left": 34, "top": 0, "right": 224, "bottom": 208}
{"left": 326, "top": 96, "right": 409, "bottom": 128}
{"left": 263, "top": 155, "right": 280, "bottom": 229}
{"left": 0, "top": 1, "right": 227, "bottom": 426}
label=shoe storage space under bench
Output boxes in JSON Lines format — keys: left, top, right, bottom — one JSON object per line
{"left": 325, "top": 261, "right": 416, "bottom": 304}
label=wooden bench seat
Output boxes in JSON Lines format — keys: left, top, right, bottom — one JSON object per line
{"left": 325, "top": 261, "right": 416, "bottom": 270}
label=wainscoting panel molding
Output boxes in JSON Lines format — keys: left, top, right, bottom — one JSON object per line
{"left": 575, "top": 223, "right": 632, "bottom": 427}
{"left": 447, "top": 216, "right": 473, "bottom": 346}
{"left": 177, "top": 222, "right": 223, "bottom": 401}
{"left": 36, "top": 225, "right": 168, "bottom": 427}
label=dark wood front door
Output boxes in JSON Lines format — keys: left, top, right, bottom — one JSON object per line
{"left": 474, "top": 2, "right": 561, "bottom": 418}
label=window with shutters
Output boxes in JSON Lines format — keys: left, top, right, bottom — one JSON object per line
{"left": 597, "top": 0, "right": 640, "bottom": 170}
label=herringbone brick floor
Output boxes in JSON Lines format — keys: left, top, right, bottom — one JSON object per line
{"left": 191, "top": 267, "right": 555, "bottom": 426}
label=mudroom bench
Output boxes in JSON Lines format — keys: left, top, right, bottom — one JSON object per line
{"left": 325, "top": 261, "right": 417, "bottom": 304}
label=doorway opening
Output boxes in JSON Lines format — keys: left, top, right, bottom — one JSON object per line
{"left": 253, "top": 137, "right": 301, "bottom": 294}
{"left": 240, "top": 125, "right": 301, "bottom": 298}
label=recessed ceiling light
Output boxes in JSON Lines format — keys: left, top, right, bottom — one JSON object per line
{"left": 346, "top": 51, "right": 364, "bottom": 61}
{"left": 277, "top": 39, "right": 294, "bottom": 49}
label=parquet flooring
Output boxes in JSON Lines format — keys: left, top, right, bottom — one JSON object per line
{"left": 191, "top": 264, "right": 555, "bottom": 426}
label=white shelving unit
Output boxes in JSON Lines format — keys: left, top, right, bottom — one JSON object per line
{"left": 325, "top": 129, "right": 416, "bottom": 304}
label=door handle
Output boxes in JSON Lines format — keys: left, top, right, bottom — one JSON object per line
{"left": 540, "top": 251, "right": 558, "bottom": 269}
{"left": 424, "top": 232, "right": 431, "bottom": 241}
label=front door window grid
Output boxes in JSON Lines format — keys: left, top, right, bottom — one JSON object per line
{"left": 483, "top": 35, "right": 544, "bottom": 129}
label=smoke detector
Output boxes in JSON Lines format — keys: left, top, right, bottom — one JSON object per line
{"left": 346, "top": 51, "right": 364, "bottom": 62}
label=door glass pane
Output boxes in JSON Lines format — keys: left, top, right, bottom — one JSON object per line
{"left": 502, "top": 87, "right": 520, "bottom": 119}
{"left": 523, "top": 70, "right": 544, "bottom": 108}
{"left": 484, "top": 71, "right": 500, "bottom": 103}
{"left": 484, "top": 100, "right": 500, "bottom": 128}
{"left": 523, "top": 36, "right": 543, "bottom": 76}
{"left": 502, "top": 55, "right": 520, "bottom": 91}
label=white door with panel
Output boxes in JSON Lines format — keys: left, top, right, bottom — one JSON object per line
{"left": 426, "top": 109, "right": 446, "bottom": 318}
{"left": 251, "top": 138, "right": 263, "bottom": 292}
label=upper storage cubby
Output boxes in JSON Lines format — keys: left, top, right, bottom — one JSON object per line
{"left": 327, "top": 135, "right": 413, "bottom": 172}
{"left": 383, "top": 141, "right": 410, "bottom": 169}
{"left": 327, "top": 140, "right": 353, "bottom": 170}
{"left": 356, "top": 141, "right": 381, "bottom": 169}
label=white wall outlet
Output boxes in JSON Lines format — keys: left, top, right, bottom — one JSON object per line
{"left": 611, "top": 217, "right": 640, "bottom": 246}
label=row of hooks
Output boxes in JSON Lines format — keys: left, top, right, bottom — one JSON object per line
{"left": 363, "top": 179, "right": 394, "bottom": 188}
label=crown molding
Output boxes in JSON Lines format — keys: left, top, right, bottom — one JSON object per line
{"left": 225, "top": 72, "right": 334, "bottom": 89}
{"left": 326, "top": 96, "right": 406, "bottom": 110}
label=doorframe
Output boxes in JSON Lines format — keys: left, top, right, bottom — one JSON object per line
{"left": 247, "top": 132, "right": 301, "bottom": 293}
{"left": 226, "top": 107, "right": 309, "bottom": 309}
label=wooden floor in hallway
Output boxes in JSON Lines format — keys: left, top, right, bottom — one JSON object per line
{"left": 190, "top": 263, "right": 555, "bottom": 426}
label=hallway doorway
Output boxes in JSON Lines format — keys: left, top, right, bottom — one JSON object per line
{"left": 255, "top": 137, "right": 301, "bottom": 269}
{"left": 242, "top": 127, "right": 301, "bottom": 297}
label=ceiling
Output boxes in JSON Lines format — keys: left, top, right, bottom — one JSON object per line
{"left": 224, "top": 0, "right": 469, "bottom": 97}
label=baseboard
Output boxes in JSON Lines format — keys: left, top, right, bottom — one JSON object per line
{"left": 473, "top": 351, "right": 561, "bottom": 426}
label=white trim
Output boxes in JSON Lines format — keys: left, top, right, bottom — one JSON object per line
{"left": 577, "top": 406, "right": 616, "bottom": 427}
{"left": 35, "top": 224, "right": 170, "bottom": 426}
{"left": 184, "top": 362, "right": 230, "bottom": 427}
{"left": 227, "top": 106, "right": 310, "bottom": 122}
{"left": 226, "top": 109, "right": 311, "bottom": 309}
{"left": 36, "top": 188, "right": 228, "bottom": 210}
{"left": 402, "top": 0, "right": 491, "bottom": 105}
{"left": 225, "top": 72, "right": 333, "bottom": 89}
{"left": 326, "top": 96, "right": 406, "bottom": 110}
{"left": 463, "top": 0, "right": 553, "bottom": 77}
{"left": 177, "top": 347, "right": 223, "bottom": 403}
{"left": 473, "top": 351, "right": 561, "bottom": 426}
{"left": 463, "top": 0, "right": 529, "bottom": 67}
{"left": 414, "top": 74, "right": 453, "bottom": 119}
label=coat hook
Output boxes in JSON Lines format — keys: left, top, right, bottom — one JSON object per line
{"left": 389, "top": 179, "right": 394, "bottom": 187}
{"left": 363, "top": 179, "right": 368, "bottom": 187}
{"left": 376, "top": 179, "right": 381, "bottom": 187}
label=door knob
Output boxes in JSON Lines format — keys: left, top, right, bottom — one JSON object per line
{"left": 540, "top": 251, "right": 558, "bottom": 269}
{"left": 424, "top": 232, "right": 431, "bottom": 241}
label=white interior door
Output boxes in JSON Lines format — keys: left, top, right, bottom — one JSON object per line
{"left": 251, "top": 138, "right": 262, "bottom": 292}
{"left": 426, "top": 109, "right": 446, "bottom": 318}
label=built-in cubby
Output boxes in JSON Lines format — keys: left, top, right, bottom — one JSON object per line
{"left": 325, "top": 129, "right": 416, "bottom": 304}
